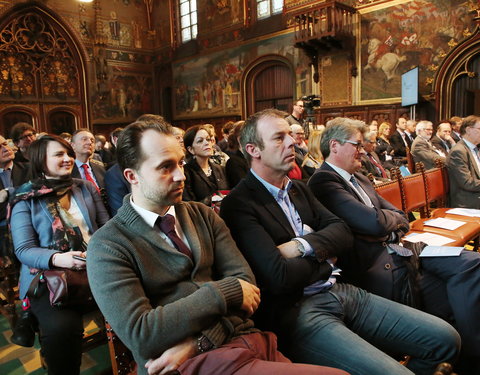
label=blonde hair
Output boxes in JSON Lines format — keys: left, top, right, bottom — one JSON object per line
{"left": 378, "top": 122, "right": 391, "bottom": 140}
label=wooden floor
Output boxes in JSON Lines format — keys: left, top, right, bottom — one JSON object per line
{"left": 0, "top": 307, "right": 111, "bottom": 375}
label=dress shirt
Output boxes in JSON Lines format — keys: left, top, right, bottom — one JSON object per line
{"left": 463, "top": 138, "right": 480, "bottom": 173}
{"left": 75, "top": 160, "right": 99, "bottom": 186}
{"left": 130, "top": 197, "right": 191, "bottom": 251}
{"left": 325, "top": 162, "right": 374, "bottom": 207}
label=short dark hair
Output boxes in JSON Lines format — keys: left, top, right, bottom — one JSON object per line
{"left": 71, "top": 128, "right": 93, "bottom": 142}
{"left": 28, "top": 135, "right": 75, "bottom": 179}
{"left": 136, "top": 114, "right": 168, "bottom": 126}
{"left": 227, "top": 121, "right": 245, "bottom": 150}
{"left": 240, "top": 108, "right": 287, "bottom": 164}
{"left": 183, "top": 125, "right": 210, "bottom": 157}
{"left": 110, "top": 127, "right": 124, "bottom": 139}
{"left": 460, "top": 115, "right": 480, "bottom": 135}
{"left": 10, "top": 122, "right": 35, "bottom": 143}
{"left": 117, "top": 121, "right": 173, "bottom": 173}
{"left": 222, "top": 121, "right": 235, "bottom": 135}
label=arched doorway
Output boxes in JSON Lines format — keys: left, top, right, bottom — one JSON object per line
{"left": 434, "top": 20, "right": 480, "bottom": 119}
{"left": 0, "top": 3, "right": 89, "bottom": 135}
{"left": 242, "top": 56, "right": 295, "bottom": 117}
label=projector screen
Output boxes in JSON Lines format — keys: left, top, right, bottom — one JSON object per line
{"left": 401, "top": 67, "right": 419, "bottom": 107}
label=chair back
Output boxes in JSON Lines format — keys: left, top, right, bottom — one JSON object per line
{"left": 399, "top": 167, "right": 428, "bottom": 216}
{"left": 375, "top": 179, "right": 403, "bottom": 210}
{"left": 105, "top": 321, "right": 137, "bottom": 375}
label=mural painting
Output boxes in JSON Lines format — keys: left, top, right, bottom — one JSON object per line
{"left": 199, "top": 0, "right": 244, "bottom": 35}
{"left": 360, "top": 0, "right": 475, "bottom": 102}
{"left": 173, "top": 32, "right": 308, "bottom": 119}
{"left": 91, "top": 69, "right": 152, "bottom": 123}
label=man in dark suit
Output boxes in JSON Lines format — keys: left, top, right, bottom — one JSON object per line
{"left": 446, "top": 115, "right": 480, "bottom": 208}
{"left": 450, "top": 116, "right": 463, "bottom": 142}
{"left": 431, "top": 121, "right": 456, "bottom": 155}
{"left": 104, "top": 162, "right": 131, "bottom": 216}
{"left": 359, "top": 131, "right": 390, "bottom": 181}
{"left": 70, "top": 128, "right": 106, "bottom": 191}
{"left": 221, "top": 109, "right": 459, "bottom": 375}
{"left": 309, "top": 117, "right": 480, "bottom": 372}
{"left": 389, "top": 117, "right": 410, "bottom": 157}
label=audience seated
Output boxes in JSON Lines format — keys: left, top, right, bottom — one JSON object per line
{"left": 203, "top": 123, "right": 229, "bottom": 166}
{"left": 411, "top": 120, "right": 446, "bottom": 170}
{"left": 308, "top": 117, "right": 480, "bottom": 373}
{"left": 359, "top": 131, "right": 390, "bottom": 182}
{"left": 290, "top": 124, "right": 308, "bottom": 161}
{"left": 172, "top": 126, "right": 186, "bottom": 151}
{"left": 87, "top": 120, "right": 347, "bottom": 375}
{"left": 301, "top": 129, "right": 323, "bottom": 177}
{"left": 94, "top": 134, "right": 115, "bottom": 168}
{"left": 10, "top": 122, "right": 37, "bottom": 163}
{"left": 220, "top": 109, "right": 460, "bottom": 375}
{"left": 375, "top": 122, "right": 396, "bottom": 168}
{"left": 218, "top": 121, "right": 235, "bottom": 152}
{"left": 225, "top": 121, "right": 248, "bottom": 188}
{"left": 390, "top": 117, "right": 411, "bottom": 158}
{"left": 431, "top": 121, "right": 456, "bottom": 154}
{"left": 450, "top": 116, "right": 463, "bottom": 142}
{"left": 183, "top": 125, "right": 229, "bottom": 205}
{"left": 10, "top": 135, "right": 109, "bottom": 375}
{"left": 446, "top": 115, "right": 480, "bottom": 208}
{"left": 104, "top": 162, "right": 131, "bottom": 216}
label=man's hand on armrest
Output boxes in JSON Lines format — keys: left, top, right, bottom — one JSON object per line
{"left": 145, "top": 337, "right": 197, "bottom": 375}
{"left": 238, "top": 278, "right": 261, "bottom": 317}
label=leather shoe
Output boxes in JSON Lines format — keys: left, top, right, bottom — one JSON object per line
{"left": 10, "top": 310, "right": 36, "bottom": 347}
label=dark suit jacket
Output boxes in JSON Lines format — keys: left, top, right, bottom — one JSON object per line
{"left": 446, "top": 140, "right": 480, "bottom": 208}
{"left": 0, "top": 161, "right": 29, "bottom": 221}
{"left": 360, "top": 151, "right": 389, "bottom": 180}
{"left": 72, "top": 159, "right": 106, "bottom": 189}
{"left": 309, "top": 163, "right": 409, "bottom": 297}
{"left": 183, "top": 160, "right": 229, "bottom": 205}
{"left": 431, "top": 135, "right": 454, "bottom": 155}
{"left": 220, "top": 172, "right": 352, "bottom": 329}
{"left": 389, "top": 130, "right": 408, "bottom": 157}
{"left": 105, "top": 163, "right": 131, "bottom": 216}
{"left": 225, "top": 150, "right": 249, "bottom": 188}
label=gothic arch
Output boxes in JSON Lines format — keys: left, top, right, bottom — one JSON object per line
{"left": 242, "top": 55, "right": 295, "bottom": 118}
{"left": 433, "top": 19, "right": 480, "bottom": 120}
{"left": 0, "top": 2, "right": 89, "bottom": 134}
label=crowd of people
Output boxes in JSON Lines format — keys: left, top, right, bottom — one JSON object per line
{"left": 1, "top": 107, "right": 480, "bottom": 375}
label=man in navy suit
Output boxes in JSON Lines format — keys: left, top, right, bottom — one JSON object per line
{"left": 221, "top": 109, "right": 459, "bottom": 375}
{"left": 309, "top": 117, "right": 480, "bottom": 372}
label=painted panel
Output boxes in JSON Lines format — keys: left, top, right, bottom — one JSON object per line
{"left": 360, "top": 0, "right": 476, "bottom": 102}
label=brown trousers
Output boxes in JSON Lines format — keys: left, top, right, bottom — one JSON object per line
{"left": 178, "top": 332, "right": 349, "bottom": 375}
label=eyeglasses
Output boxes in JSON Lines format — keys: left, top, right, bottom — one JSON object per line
{"left": 19, "top": 132, "right": 36, "bottom": 141}
{"left": 341, "top": 139, "right": 364, "bottom": 150}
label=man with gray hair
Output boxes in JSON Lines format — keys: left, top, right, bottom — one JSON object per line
{"left": 221, "top": 110, "right": 460, "bottom": 375}
{"left": 411, "top": 120, "right": 446, "bottom": 169}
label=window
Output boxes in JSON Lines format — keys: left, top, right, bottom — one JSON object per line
{"left": 179, "top": 0, "right": 197, "bottom": 43}
{"left": 257, "top": 0, "right": 283, "bottom": 19}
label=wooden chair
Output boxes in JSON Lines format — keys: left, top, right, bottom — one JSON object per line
{"left": 105, "top": 321, "right": 137, "bottom": 375}
{"left": 374, "top": 168, "right": 403, "bottom": 210}
{"left": 406, "top": 146, "right": 415, "bottom": 174}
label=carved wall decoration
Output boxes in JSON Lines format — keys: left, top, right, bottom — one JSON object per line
{"left": 320, "top": 53, "right": 351, "bottom": 106}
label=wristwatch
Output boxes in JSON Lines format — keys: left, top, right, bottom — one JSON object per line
{"left": 197, "top": 335, "right": 214, "bottom": 353}
{"left": 292, "top": 238, "right": 307, "bottom": 257}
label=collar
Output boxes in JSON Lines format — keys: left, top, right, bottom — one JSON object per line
{"left": 0, "top": 160, "right": 13, "bottom": 172}
{"left": 463, "top": 138, "right": 477, "bottom": 152}
{"left": 250, "top": 168, "right": 292, "bottom": 200}
{"left": 129, "top": 197, "right": 176, "bottom": 228}
{"left": 325, "top": 161, "right": 353, "bottom": 183}
{"left": 75, "top": 159, "right": 91, "bottom": 169}
{"left": 397, "top": 129, "right": 405, "bottom": 136}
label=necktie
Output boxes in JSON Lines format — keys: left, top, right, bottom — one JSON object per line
{"left": 81, "top": 164, "right": 100, "bottom": 192}
{"left": 157, "top": 214, "right": 193, "bottom": 260}
{"left": 367, "top": 154, "right": 388, "bottom": 178}
{"left": 350, "top": 175, "right": 373, "bottom": 207}
{"left": 404, "top": 133, "right": 412, "bottom": 148}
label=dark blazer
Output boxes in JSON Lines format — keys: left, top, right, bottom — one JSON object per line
{"left": 72, "top": 159, "right": 106, "bottom": 189}
{"left": 0, "top": 161, "right": 29, "bottom": 221}
{"left": 225, "top": 150, "right": 249, "bottom": 188}
{"left": 389, "top": 130, "right": 408, "bottom": 157}
{"left": 360, "top": 151, "right": 389, "bottom": 180}
{"left": 446, "top": 140, "right": 480, "bottom": 208}
{"left": 309, "top": 163, "right": 409, "bottom": 296}
{"left": 13, "top": 149, "right": 29, "bottom": 163}
{"left": 105, "top": 163, "right": 131, "bottom": 216}
{"left": 431, "top": 135, "right": 454, "bottom": 155}
{"left": 220, "top": 171, "right": 352, "bottom": 329}
{"left": 183, "top": 160, "right": 229, "bottom": 205}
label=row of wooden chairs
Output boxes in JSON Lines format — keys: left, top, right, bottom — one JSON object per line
{"left": 375, "top": 162, "right": 480, "bottom": 249}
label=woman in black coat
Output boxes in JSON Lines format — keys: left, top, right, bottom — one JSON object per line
{"left": 183, "top": 125, "right": 229, "bottom": 205}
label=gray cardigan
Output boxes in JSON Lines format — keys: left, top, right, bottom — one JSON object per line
{"left": 87, "top": 196, "right": 256, "bottom": 373}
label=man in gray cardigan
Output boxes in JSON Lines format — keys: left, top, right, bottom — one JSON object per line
{"left": 87, "top": 120, "right": 347, "bottom": 375}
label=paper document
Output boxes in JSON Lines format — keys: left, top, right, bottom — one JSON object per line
{"left": 404, "top": 232, "right": 455, "bottom": 246}
{"left": 423, "top": 218, "right": 466, "bottom": 230}
{"left": 420, "top": 246, "right": 464, "bottom": 257}
{"left": 446, "top": 208, "right": 480, "bottom": 217}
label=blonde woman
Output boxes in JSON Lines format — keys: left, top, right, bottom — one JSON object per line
{"left": 302, "top": 130, "right": 324, "bottom": 176}
{"left": 376, "top": 122, "right": 394, "bottom": 164}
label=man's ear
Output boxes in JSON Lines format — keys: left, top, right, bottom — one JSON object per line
{"left": 329, "top": 139, "right": 338, "bottom": 154}
{"left": 244, "top": 143, "right": 260, "bottom": 159}
{"left": 123, "top": 168, "right": 138, "bottom": 185}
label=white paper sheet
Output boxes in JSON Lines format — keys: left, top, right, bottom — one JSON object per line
{"left": 404, "top": 232, "right": 455, "bottom": 246}
{"left": 423, "top": 218, "right": 466, "bottom": 230}
{"left": 420, "top": 246, "right": 464, "bottom": 257}
{"left": 446, "top": 208, "right": 480, "bottom": 217}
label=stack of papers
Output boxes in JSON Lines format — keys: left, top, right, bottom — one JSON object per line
{"left": 420, "top": 246, "right": 464, "bottom": 257}
{"left": 423, "top": 218, "right": 466, "bottom": 230}
{"left": 446, "top": 208, "right": 480, "bottom": 217}
{"left": 404, "top": 232, "right": 455, "bottom": 246}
